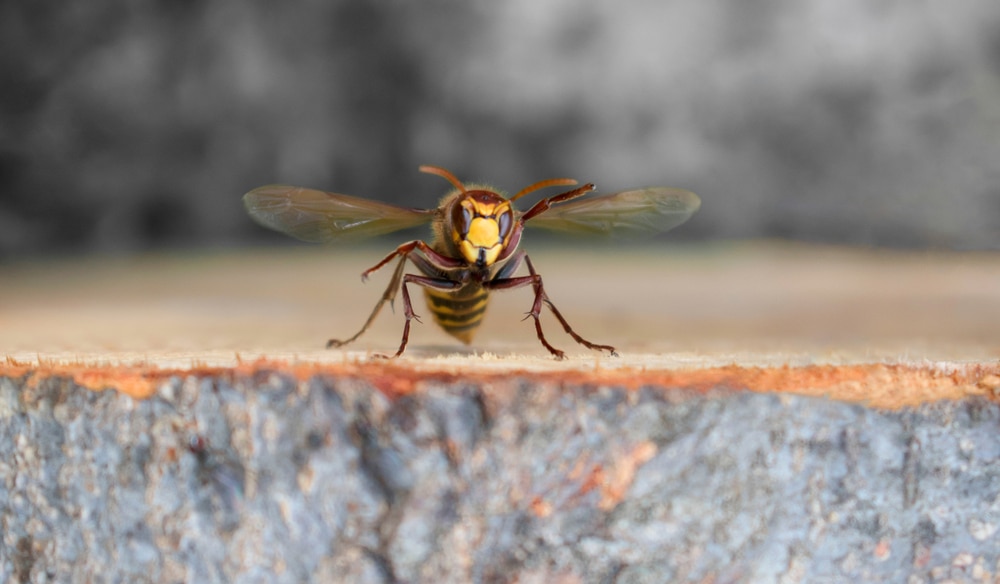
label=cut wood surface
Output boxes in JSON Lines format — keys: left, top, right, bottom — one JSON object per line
{"left": 5, "top": 242, "right": 1000, "bottom": 582}
{"left": 2, "top": 242, "right": 999, "bottom": 407}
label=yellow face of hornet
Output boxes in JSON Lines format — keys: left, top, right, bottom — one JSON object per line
{"left": 451, "top": 192, "right": 515, "bottom": 269}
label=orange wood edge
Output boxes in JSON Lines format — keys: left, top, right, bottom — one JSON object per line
{"left": 3, "top": 357, "right": 1000, "bottom": 409}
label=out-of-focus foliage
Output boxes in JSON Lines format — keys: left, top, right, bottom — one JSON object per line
{"left": 2, "top": 0, "right": 999, "bottom": 257}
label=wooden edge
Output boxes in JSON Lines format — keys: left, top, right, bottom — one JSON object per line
{"left": 3, "top": 356, "right": 1000, "bottom": 409}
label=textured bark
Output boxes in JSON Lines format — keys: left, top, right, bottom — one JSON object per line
{"left": 2, "top": 371, "right": 998, "bottom": 583}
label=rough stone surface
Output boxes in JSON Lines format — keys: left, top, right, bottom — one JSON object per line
{"left": 1, "top": 371, "right": 999, "bottom": 583}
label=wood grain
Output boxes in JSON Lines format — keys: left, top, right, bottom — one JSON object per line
{"left": 3, "top": 242, "right": 999, "bottom": 407}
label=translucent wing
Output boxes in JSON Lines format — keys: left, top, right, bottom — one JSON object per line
{"left": 526, "top": 187, "right": 701, "bottom": 237}
{"left": 243, "top": 185, "right": 435, "bottom": 243}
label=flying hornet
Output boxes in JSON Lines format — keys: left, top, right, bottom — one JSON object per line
{"left": 243, "top": 165, "right": 700, "bottom": 359}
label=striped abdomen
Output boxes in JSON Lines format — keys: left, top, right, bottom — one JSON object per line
{"left": 424, "top": 284, "right": 489, "bottom": 344}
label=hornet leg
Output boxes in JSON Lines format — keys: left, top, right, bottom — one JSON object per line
{"left": 327, "top": 255, "right": 409, "bottom": 349}
{"left": 376, "top": 274, "right": 460, "bottom": 359}
{"left": 486, "top": 252, "right": 617, "bottom": 359}
{"left": 328, "top": 246, "right": 460, "bottom": 351}
{"left": 525, "top": 255, "right": 617, "bottom": 357}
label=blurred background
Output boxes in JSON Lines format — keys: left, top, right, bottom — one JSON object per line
{"left": 2, "top": 0, "right": 1000, "bottom": 260}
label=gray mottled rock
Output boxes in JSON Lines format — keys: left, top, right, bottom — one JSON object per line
{"left": 1, "top": 371, "right": 998, "bottom": 583}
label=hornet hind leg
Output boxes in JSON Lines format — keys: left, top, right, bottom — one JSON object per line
{"left": 326, "top": 255, "right": 409, "bottom": 349}
{"left": 486, "top": 251, "right": 617, "bottom": 359}
{"left": 327, "top": 255, "right": 461, "bottom": 359}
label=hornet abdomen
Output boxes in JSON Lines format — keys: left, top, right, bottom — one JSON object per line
{"left": 423, "top": 283, "right": 489, "bottom": 344}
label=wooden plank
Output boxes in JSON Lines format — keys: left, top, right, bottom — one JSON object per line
{"left": 5, "top": 243, "right": 1000, "bottom": 581}
{"left": 2, "top": 243, "right": 999, "bottom": 407}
